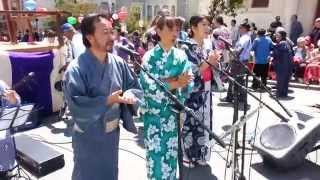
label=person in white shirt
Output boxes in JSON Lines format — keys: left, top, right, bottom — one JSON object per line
{"left": 221, "top": 23, "right": 252, "bottom": 103}
{"left": 230, "top": 19, "right": 239, "bottom": 46}
{"left": 61, "top": 23, "right": 86, "bottom": 62}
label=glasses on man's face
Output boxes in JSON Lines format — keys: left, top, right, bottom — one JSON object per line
{"left": 103, "top": 28, "right": 116, "bottom": 34}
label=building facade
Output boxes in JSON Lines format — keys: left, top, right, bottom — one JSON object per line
{"left": 199, "top": 0, "right": 320, "bottom": 36}
{"left": 3, "top": 0, "right": 319, "bottom": 36}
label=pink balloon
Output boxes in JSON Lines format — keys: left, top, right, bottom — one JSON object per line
{"left": 36, "top": 7, "right": 47, "bottom": 12}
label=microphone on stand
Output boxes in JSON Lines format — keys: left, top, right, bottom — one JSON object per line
{"left": 212, "top": 34, "right": 241, "bottom": 59}
{"left": 12, "top": 72, "right": 36, "bottom": 91}
{"left": 212, "top": 34, "right": 233, "bottom": 48}
{"left": 0, "top": 72, "right": 35, "bottom": 98}
{"left": 114, "top": 44, "right": 140, "bottom": 56}
{"left": 177, "top": 39, "right": 198, "bottom": 47}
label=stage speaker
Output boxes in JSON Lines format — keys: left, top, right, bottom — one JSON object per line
{"left": 15, "top": 135, "right": 65, "bottom": 177}
{"left": 253, "top": 115, "right": 320, "bottom": 170}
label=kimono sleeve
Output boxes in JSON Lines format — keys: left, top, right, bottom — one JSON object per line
{"left": 63, "top": 66, "right": 108, "bottom": 129}
{"left": 173, "top": 50, "right": 194, "bottom": 103}
{"left": 120, "top": 57, "right": 143, "bottom": 112}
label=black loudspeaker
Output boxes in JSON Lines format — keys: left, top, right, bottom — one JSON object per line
{"left": 253, "top": 115, "right": 320, "bottom": 170}
{"left": 15, "top": 135, "right": 65, "bottom": 177}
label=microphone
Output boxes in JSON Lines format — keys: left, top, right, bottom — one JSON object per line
{"left": 212, "top": 34, "right": 233, "bottom": 48}
{"left": 177, "top": 39, "right": 198, "bottom": 47}
{"left": 115, "top": 45, "right": 140, "bottom": 56}
{"left": 12, "top": 72, "right": 35, "bottom": 90}
{"left": 27, "top": 72, "right": 35, "bottom": 78}
{"left": 0, "top": 72, "right": 35, "bottom": 97}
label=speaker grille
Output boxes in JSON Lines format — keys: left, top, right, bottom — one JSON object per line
{"left": 260, "top": 124, "right": 296, "bottom": 150}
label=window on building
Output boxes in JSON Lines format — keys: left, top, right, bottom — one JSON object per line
{"left": 163, "top": 5, "right": 169, "bottom": 10}
{"left": 111, "top": 3, "right": 115, "bottom": 13}
{"left": 171, "top": 6, "right": 175, "bottom": 16}
{"left": 147, "top": 5, "right": 153, "bottom": 21}
{"left": 252, "top": 0, "right": 269, "bottom": 8}
{"left": 154, "top": 5, "right": 160, "bottom": 16}
{"left": 10, "top": 0, "right": 18, "bottom": 10}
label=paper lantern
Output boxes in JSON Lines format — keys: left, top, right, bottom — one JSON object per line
{"left": 118, "top": 7, "right": 128, "bottom": 21}
{"left": 67, "top": 17, "right": 77, "bottom": 25}
{"left": 23, "top": 0, "right": 37, "bottom": 11}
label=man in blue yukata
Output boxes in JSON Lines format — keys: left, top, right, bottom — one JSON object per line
{"left": 63, "top": 14, "right": 142, "bottom": 180}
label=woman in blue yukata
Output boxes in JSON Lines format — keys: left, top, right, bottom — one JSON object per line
{"left": 139, "top": 15, "right": 194, "bottom": 180}
{"left": 181, "top": 15, "right": 221, "bottom": 167}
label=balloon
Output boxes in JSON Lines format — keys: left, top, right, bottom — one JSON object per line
{"left": 24, "top": 0, "right": 37, "bottom": 11}
{"left": 36, "top": 7, "right": 47, "bottom": 12}
{"left": 112, "top": 13, "right": 119, "bottom": 20}
{"left": 118, "top": 6, "right": 128, "bottom": 21}
{"left": 78, "top": 16, "right": 84, "bottom": 24}
{"left": 67, "top": 17, "right": 77, "bottom": 25}
{"left": 118, "top": 12, "right": 128, "bottom": 21}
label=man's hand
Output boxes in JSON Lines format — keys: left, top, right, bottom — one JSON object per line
{"left": 107, "top": 90, "right": 137, "bottom": 106}
{"left": 177, "top": 72, "right": 193, "bottom": 88}
{"left": 3, "top": 90, "right": 19, "bottom": 105}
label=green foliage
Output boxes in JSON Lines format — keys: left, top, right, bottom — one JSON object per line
{"left": 43, "top": 17, "right": 56, "bottom": 31}
{"left": 126, "top": 6, "right": 145, "bottom": 33}
{"left": 208, "top": 0, "right": 244, "bottom": 18}
{"left": 56, "top": 1, "right": 97, "bottom": 17}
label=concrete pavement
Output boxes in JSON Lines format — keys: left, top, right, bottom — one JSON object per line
{"left": 14, "top": 87, "right": 320, "bottom": 180}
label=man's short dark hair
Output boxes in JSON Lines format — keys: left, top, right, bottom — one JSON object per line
{"left": 80, "top": 14, "right": 108, "bottom": 48}
{"left": 277, "top": 30, "right": 287, "bottom": 40}
{"left": 292, "top": 14, "right": 298, "bottom": 19}
{"left": 240, "top": 23, "right": 250, "bottom": 31}
{"left": 215, "top": 16, "right": 224, "bottom": 25}
{"left": 231, "top": 19, "right": 236, "bottom": 24}
{"left": 257, "top": 28, "right": 266, "bottom": 36}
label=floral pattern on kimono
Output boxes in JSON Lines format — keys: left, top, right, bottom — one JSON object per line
{"left": 140, "top": 44, "right": 192, "bottom": 180}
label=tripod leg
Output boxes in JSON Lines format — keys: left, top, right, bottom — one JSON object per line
{"left": 178, "top": 112, "right": 184, "bottom": 180}
{"left": 239, "top": 74, "right": 249, "bottom": 180}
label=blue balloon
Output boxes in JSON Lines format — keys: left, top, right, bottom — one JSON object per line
{"left": 24, "top": 0, "right": 37, "bottom": 11}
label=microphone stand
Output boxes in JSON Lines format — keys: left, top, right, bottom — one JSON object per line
{"left": 219, "top": 41, "right": 292, "bottom": 180}
{"left": 225, "top": 45, "right": 292, "bottom": 118}
{"left": 240, "top": 73, "right": 249, "bottom": 180}
{"left": 129, "top": 53, "right": 226, "bottom": 180}
{"left": 200, "top": 53, "right": 290, "bottom": 180}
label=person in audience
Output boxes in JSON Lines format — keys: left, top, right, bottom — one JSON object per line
{"left": 251, "top": 28, "right": 273, "bottom": 90}
{"left": 271, "top": 30, "right": 293, "bottom": 98}
{"left": 293, "top": 37, "right": 308, "bottom": 81}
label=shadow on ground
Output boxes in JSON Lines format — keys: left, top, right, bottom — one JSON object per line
{"left": 182, "top": 164, "right": 218, "bottom": 180}
{"left": 251, "top": 160, "right": 320, "bottom": 180}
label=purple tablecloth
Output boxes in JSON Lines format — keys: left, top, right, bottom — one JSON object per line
{"left": 9, "top": 51, "right": 54, "bottom": 114}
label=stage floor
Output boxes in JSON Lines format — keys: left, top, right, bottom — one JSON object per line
{"left": 16, "top": 87, "right": 320, "bottom": 180}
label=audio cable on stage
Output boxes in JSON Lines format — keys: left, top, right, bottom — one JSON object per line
{"left": 28, "top": 134, "right": 147, "bottom": 161}
{"left": 248, "top": 91, "right": 263, "bottom": 180}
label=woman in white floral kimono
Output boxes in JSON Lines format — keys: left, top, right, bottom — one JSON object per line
{"left": 139, "top": 15, "right": 193, "bottom": 180}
